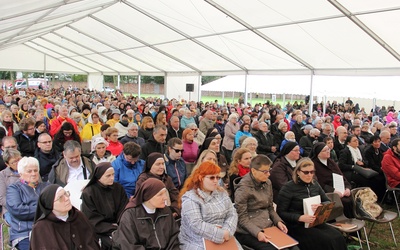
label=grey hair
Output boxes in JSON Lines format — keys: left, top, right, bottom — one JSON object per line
{"left": 310, "top": 128, "right": 320, "bottom": 136}
{"left": 186, "top": 123, "right": 198, "bottom": 129}
{"left": 17, "top": 157, "right": 39, "bottom": 174}
{"left": 63, "top": 140, "right": 82, "bottom": 153}
{"left": 127, "top": 123, "right": 139, "bottom": 130}
{"left": 3, "top": 148, "right": 21, "bottom": 163}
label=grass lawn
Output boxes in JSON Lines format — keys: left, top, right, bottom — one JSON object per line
{"left": 131, "top": 94, "right": 303, "bottom": 107}
{"left": 349, "top": 204, "right": 400, "bottom": 250}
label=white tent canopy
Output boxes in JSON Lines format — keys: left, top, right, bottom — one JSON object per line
{"left": 201, "top": 75, "right": 400, "bottom": 101}
{"left": 1, "top": 0, "right": 400, "bottom": 76}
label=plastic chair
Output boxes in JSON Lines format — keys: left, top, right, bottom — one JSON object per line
{"left": 351, "top": 187, "right": 398, "bottom": 248}
{"left": 326, "top": 192, "right": 369, "bottom": 250}
{"left": 381, "top": 172, "right": 400, "bottom": 217}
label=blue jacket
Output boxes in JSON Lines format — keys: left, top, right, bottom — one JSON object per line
{"left": 112, "top": 153, "right": 145, "bottom": 198}
{"left": 6, "top": 181, "right": 49, "bottom": 242}
{"left": 164, "top": 154, "right": 187, "bottom": 190}
{"left": 234, "top": 131, "right": 253, "bottom": 148}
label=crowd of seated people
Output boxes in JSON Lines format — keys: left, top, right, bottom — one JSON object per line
{"left": 0, "top": 87, "right": 399, "bottom": 249}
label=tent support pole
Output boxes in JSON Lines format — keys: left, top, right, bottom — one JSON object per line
{"left": 308, "top": 72, "right": 314, "bottom": 116}
{"left": 244, "top": 73, "right": 248, "bottom": 106}
{"left": 323, "top": 95, "right": 327, "bottom": 117}
{"left": 222, "top": 91, "right": 225, "bottom": 105}
{"left": 282, "top": 93, "right": 285, "bottom": 108}
{"left": 198, "top": 73, "right": 202, "bottom": 102}
{"left": 138, "top": 73, "right": 141, "bottom": 98}
{"left": 44, "top": 54, "right": 47, "bottom": 87}
{"left": 232, "top": 92, "right": 235, "bottom": 104}
{"left": 117, "top": 74, "right": 120, "bottom": 90}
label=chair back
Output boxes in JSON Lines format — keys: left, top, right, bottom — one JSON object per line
{"left": 326, "top": 192, "right": 344, "bottom": 221}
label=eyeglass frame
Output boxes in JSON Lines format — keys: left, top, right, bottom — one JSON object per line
{"left": 54, "top": 190, "right": 71, "bottom": 202}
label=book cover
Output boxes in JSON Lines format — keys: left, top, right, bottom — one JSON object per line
{"left": 262, "top": 226, "right": 299, "bottom": 250}
{"left": 308, "top": 202, "right": 335, "bottom": 228}
{"left": 203, "top": 237, "right": 238, "bottom": 250}
{"left": 333, "top": 223, "right": 357, "bottom": 230}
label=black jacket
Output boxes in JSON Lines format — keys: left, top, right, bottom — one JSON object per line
{"left": 253, "top": 130, "right": 278, "bottom": 155}
{"left": 34, "top": 147, "right": 61, "bottom": 182}
{"left": 277, "top": 180, "right": 329, "bottom": 227}
{"left": 166, "top": 126, "right": 183, "bottom": 142}
{"left": 13, "top": 130, "right": 37, "bottom": 157}
{"left": 140, "top": 136, "right": 166, "bottom": 160}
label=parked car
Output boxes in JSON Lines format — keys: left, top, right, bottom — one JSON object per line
{"left": 102, "top": 86, "right": 114, "bottom": 93}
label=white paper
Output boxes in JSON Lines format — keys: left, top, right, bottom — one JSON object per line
{"left": 332, "top": 173, "right": 345, "bottom": 194}
{"left": 64, "top": 179, "right": 89, "bottom": 211}
{"left": 303, "top": 195, "right": 321, "bottom": 228}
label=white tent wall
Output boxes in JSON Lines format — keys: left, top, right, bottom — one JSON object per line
{"left": 165, "top": 75, "right": 200, "bottom": 102}
{"left": 88, "top": 73, "right": 104, "bottom": 91}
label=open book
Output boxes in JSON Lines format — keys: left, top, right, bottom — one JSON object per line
{"left": 203, "top": 237, "right": 238, "bottom": 250}
{"left": 262, "top": 226, "right": 299, "bottom": 249}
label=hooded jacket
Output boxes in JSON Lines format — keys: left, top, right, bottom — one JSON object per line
{"left": 112, "top": 153, "right": 145, "bottom": 197}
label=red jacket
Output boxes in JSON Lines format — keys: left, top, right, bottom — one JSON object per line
{"left": 49, "top": 116, "right": 79, "bottom": 137}
{"left": 106, "top": 140, "right": 123, "bottom": 156}
{"left": 381, "top": 149, "right": 400, "bottom": 188}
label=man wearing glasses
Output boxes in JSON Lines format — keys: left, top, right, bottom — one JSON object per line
{"left": 0, "top": 136, "right": 18, "bottom": 171}
{"left": 13, "top": 117, "right": 37, "bottom": 157}
{"left": 164, "top": 137, "right": 187, "bottom": 190}
{"left": 34, "top": 133, "right": 60, "bottom": 182}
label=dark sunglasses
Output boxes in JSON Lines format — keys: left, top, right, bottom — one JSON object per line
{"left": 299, "top": 170, "right": 316, "bottom": 175}
{"left": 171, "top": 148, "right": 184, "bottom": 153}
{"left": 205, "top": 175, "right": 221, "bottom": 181}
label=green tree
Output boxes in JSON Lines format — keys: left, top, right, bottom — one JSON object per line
{"left": 202, "top": 76, "right": 222, "bottom": 85}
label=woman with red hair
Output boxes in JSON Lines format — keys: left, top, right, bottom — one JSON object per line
{"left": 179, "top": 161, "right": 242, "bottom": 250}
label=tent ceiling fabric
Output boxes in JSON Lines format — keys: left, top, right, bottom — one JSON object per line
{"left": 1, "top": 0, "right": 400, "bottom": 76}
{"left": 201, "top": 75, "right": 400, "bottom": 100}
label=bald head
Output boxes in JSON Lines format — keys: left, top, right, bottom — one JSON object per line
{"left": 336, "top": 126, "right": 348, "bottom": 141}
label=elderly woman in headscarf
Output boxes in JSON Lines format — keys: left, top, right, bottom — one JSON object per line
{"left": 30, "top": 184, "right": 100, "bottom": 249}
{"left": 112, "top": 178, "right": 180, "bottom": 250}
{"left": 310, "top": 142, "right": 353, "bottom": 218}
{"left": 81, "top": 163, "right": 128, "bottom": 249}
{"left": 269, "top": 141, "right": 301, "bottom": 203}
{"left": 135, "top": 152, "right": 180, "bottom": 218}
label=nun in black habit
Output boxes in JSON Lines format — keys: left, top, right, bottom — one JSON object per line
{"left": 30, "top": 184, "right": 100, "bottom": 249}
{"left": 81, "top": 162, "right": 129, "bottom": 249}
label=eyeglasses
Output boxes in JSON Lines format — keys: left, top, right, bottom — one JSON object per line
{"left": 54, "top": 191, "right": 71, "bottom": 202}
{"left": 254, "top": 168, "right": 270, "bottom": 174}
{"left": 9, "top": 158, "right": 21, "bottom": 165}
{"left": 299, "top": 170, "right": 316, "bottom": 175}
{"left": 171, "top": 148, "right": 184, "bottom": 153}
{"left": 205, "top": 175, "right": 221, "bottom": 181}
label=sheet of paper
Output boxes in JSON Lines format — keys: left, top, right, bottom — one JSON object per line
{"left": 64, "top": 179, "right": 89, "bottom": 211}
{"left": 332, "top": 173, "right": 345, "bottom": 194}
{"left": 303, "top": 195, "right": 321, "bottom": 228}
